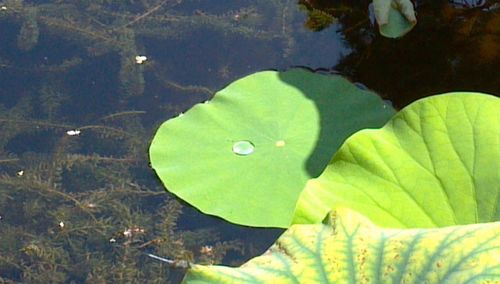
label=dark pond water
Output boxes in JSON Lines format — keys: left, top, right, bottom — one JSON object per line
{"left": 0, "top": 0, "right": 498, "bottom": 283}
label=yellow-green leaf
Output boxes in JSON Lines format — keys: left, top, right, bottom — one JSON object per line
{"left": 293, "top": 92, "right": 500, "bottom": 228}
{"left": 183, "top": 208, "right": 500, "bottom": 283}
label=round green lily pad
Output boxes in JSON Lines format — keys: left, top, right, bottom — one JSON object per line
{"left": 149, "top": 69, "right": 395, "bottom": 227}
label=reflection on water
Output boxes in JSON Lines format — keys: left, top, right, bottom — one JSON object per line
{"left": 0, "top": 0, "right": 498, "bottom": 282}
{"left": 336, "top": 1, "right": 499, "bottom": 107}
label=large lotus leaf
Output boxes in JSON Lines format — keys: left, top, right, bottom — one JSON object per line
{"left": 183, "top": 208, "right": 500, "bottom": 283}
{"left": 149, "top": 69, "right": 395, "bottom": 227}
{"left": 373, "top": 0, "right": 417, "bottom": 38}
{"left": 293, "top": 92, "right": 500, "bottom": 228}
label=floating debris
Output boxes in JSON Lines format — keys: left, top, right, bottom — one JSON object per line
{"left": 135, "top": 55, "right": 147, "bottom": 64}
{"left": 66, "top": 129, "right": 81, "bottom": 136}
{"left": 275, "top": 140, "right": 285, "bottom": 147}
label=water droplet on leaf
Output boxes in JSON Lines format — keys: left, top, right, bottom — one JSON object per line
{"left": 232, "top": 140, "right": 254, "bottom": 156}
